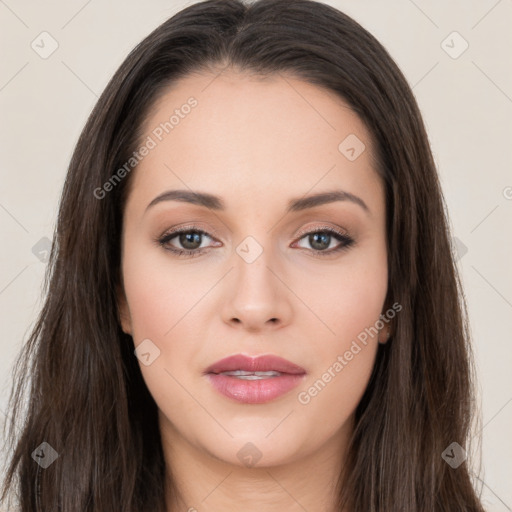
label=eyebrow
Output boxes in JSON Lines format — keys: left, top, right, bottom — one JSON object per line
{"left": 145, "top": 189, "right": 370, "bottom": 214}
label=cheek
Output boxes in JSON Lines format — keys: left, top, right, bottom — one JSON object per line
{"left": 121, "top": 247, "right": 207, "bottom": 414}
{"left": 121, "top": 241, "right": 211, "bottom": 341}
{"left": 293, "top": 244, "right": 386, "bottom": 425}
{"left": 121, "top": 241, "right": 218, "bottom": 393}
{"left": 295, "top": 339, "right": 378, "bottom": 447}
{"left": 298, "top": 243, "right": 388, "bottom": 345}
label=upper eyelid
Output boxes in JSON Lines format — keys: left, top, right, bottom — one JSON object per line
{"left": 160, "top": 225, "right": 214, "bottom": 240}
{"left": 294, "top": 224, "right": 349, "bottom": 239}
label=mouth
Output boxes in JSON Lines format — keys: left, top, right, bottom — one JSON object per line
{"left": 214, "top": 370, "right": 285, "bottom": 380}
{"left": 204, "top": 354, "right": 306, "bottom": 404}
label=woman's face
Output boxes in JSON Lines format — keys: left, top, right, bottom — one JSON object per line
{"left": 118, "top": 70, "right": 388, "bottom": 468}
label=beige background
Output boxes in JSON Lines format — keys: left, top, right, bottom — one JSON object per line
{"left": 0, "top": 0, "right": 511, "bottom": 509}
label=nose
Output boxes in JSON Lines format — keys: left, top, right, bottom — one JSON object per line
{"left": 220, "top": 246, "right": 293, "bottom": 333}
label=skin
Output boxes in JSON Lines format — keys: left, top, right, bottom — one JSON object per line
{"left": 118, "top": 69, "right": 390, "bottom": 512}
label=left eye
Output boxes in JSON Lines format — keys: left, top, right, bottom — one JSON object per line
{"left": 294, "top": 229, "right": 353, "bottom": 253}
{"left": 157, "top": 227, "right": 354, "bottom": 257}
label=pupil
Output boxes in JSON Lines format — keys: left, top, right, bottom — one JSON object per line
{"left": 180, "top": 232, "right": 201, "bottom": 250}
{"left": 310, "top": 232, "right": 330, "bottom": 251}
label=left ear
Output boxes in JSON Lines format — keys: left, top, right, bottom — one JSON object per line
{"left": 378, "top": 294, "right": 394, "bottom": 344}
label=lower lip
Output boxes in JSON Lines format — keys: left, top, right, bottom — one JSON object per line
{"left": 206, "top": 373, "right": 306, "bottom": 404}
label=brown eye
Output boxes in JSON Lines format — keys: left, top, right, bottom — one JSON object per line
{"left": 177, "top": 231, "right": 203, "bottom": 250}
{"left": 158, "top": 228, "right": 215, "bottom": 257}
{"left": 294, "top": 228, "right": 354, "bottom": 256}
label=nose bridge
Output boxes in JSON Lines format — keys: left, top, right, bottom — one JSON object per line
{"left": 222, "top": 232, "right": 292, "bottom": 330}
{"left": 235, "top": 233, "right": 278, "bottom": 307}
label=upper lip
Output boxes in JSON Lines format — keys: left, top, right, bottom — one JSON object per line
{"left": 205, "top": 354, "right": 306, "bottom": 375}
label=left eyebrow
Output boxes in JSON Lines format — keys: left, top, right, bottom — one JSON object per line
{"left": 286, "top": 190, "right": 370, "bottom": 214}
{"left": 145, "top": 188, "right": 370, "bottom": 215}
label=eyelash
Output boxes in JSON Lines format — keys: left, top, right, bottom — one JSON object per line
{"left": 156, "top": 225, "right": 355, "bottom": 259}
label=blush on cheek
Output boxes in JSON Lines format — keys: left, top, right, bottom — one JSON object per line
{"left": 122, "top": 255, "right": 177, "bottom": 336}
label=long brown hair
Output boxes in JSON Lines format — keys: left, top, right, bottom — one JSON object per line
{"left": 1, "top": 0, "right": 485, "bottom": 510}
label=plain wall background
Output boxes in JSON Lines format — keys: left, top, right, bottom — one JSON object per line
{"left": 0, "top": 0, "right": 511, "bottom": 509}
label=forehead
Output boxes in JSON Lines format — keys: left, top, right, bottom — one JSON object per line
{"left": 127, "top": 70, "right": 382, "bottom": 214}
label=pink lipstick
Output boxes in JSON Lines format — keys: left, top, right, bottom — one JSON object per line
{"left": 204, "top": 354, "right": 306, "bottom": 404}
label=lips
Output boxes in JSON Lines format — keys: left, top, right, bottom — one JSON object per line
{"left": 205, "top": 354, "right": 306, "bottom": 376}
{"left": 204, "top": 354, "right": 306, "bottom": 404}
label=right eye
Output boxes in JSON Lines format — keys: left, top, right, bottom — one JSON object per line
{"left": 157, "top": 227, "right": 219, "bottom": 257}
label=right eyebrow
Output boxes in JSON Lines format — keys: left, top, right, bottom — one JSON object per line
{"left": 146, "top": 190, "right": 225, "bottom": 212}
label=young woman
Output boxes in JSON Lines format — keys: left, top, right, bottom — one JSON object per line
{"left": 1, "top": 0, "right": 486, "bottom": 510}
